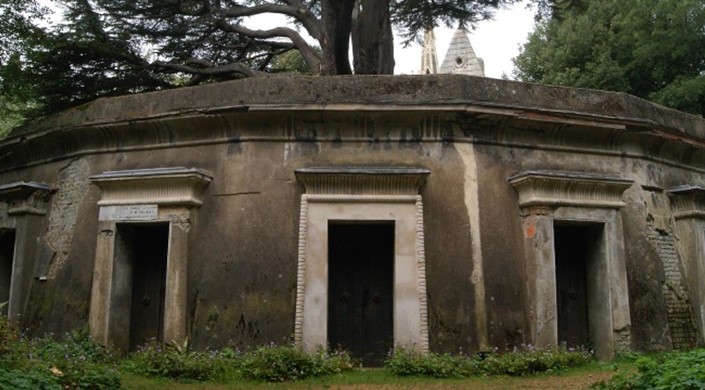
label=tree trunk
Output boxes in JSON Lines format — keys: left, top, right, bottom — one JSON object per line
{"left": 320, "top": 0, "right": 354, "bottom": 75}
{"left": 352, "top": 0, "right": 394, "bottom": 74}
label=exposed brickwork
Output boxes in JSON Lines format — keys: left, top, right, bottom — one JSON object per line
{"left": 646, "top": 218, "right": 698, "bottom": 349}
{"left": 45, "top": 158, "right": 90, "bottom": 279}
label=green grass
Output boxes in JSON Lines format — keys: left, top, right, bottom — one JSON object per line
{"left": 122, "top": 361, "right": 620, "bottom": 390}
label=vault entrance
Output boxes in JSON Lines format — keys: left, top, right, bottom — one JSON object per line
{"left": 89, "top": 167, "right": 211, "bottom": 351}
{"left": 328, "top": 222, "right": 394, "bottom": 366}
{"left": 554, "top": 223, "right": 605, "bottom": 349}
{"left": 0, "top": 230, "right": 16, "bottom": 316}
{"left": 511, "top": 170, "right": 633, "bottom": 359}
{"left": 113, "top": 223, "right": 169, "bottom": 351}
{"left": 295, "top": 167, "right": 430, "bottom": 355}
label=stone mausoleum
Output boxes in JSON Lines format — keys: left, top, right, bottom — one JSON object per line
{"left": 0, "top": 75, "right": 704, "bottom": 364}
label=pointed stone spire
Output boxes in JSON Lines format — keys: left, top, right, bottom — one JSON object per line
{"left": 440, "top": 27, "right": 485, "bottom": 77}
{"left": 420, "top": 28, "right": 438, "bottom": 74}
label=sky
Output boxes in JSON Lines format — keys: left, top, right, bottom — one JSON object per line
{"left": 393, "top": 1, "right": 536, "bottom": 78}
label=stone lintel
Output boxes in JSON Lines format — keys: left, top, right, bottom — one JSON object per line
{"left": 509, "top": 170, "right": 633, "bottom": 209}
{"left": 296, "top": 167, "right": 430, "bottom": 196}
{"left": 667, "top": 185, "right": 705, "bottom": 220}
{"left": 0, "top": 181, "right": 53, "bottom": 215}
{"left": 90, "top": 167, "right": 212, "bottom": 207}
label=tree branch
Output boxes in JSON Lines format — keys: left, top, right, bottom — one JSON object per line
{"left": 220, "top": 3, "right": 322, "bottom": 40}
{"left": 152, "top": 59, "right": 260, "bottom": 79}
{"left": 216, "top": 22, "right": 323, "bottom": 74}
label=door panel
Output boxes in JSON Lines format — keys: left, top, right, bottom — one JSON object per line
{"left": 125, "top": 223, "right": 169, "bottom": 350}
{"left": 555, "top": 225, "right": 589, "bottom": 347}
{"left": 328, "top": 222, "right": 394, "bottom": 366}
{"left": 0, "top": 230, "right": 15, "bottom": 316}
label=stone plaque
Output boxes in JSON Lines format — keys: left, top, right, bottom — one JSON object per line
{"left": 99, "top": 205, "right": 158, "bottom": 221}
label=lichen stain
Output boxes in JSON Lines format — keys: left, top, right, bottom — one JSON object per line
{"left": 524, "top": 220, "right": 536, "bottom": 238}
{"left": 236, "top": 313, "right": 260, "bottom": 339}
{"left": 206, "top": 312, "right": 219, "bottom": 332}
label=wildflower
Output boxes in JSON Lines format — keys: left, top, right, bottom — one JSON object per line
{"left": 50, "top": 366, "right": 63, "bottom": 376}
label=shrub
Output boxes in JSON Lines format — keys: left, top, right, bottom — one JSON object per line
{"left": 0, "top": 314, "right": 17, "bottom": 356}
{"left": 0, "top": 316, "right": 29, "bottom": 370}
{"left": 479, "top": 344, "right": 593, "bottom": 376}
{"left": 28, "top": 329, "right": 121, "bottom": 389}
{"left": 0, "top": 367, "right": 61, "bottom": 390}
{"left": 593, "top": 349, "right": 705, "bottom": 389}
{"left": 385, "top": 344, "right": 593, "bottom": 378}
{"left": 384, "top": 347, "right": 476, "bottom": 378}
{"left": 31, "top": 329, "right": 117, "bottom": 365}
{"left": 123, "top": 339, "right": 224, "bottom": 381}
{"left": 239, "top": 345, "right": 355, "bottom": 382}
{"left": 125, "top": 342, "right": 354, "bottom": 382}
{"left": 0, "top": 320, "right": 122, "bottom": 390}
{"left": 49, "top": 363, "right": 121, "bottom": 390}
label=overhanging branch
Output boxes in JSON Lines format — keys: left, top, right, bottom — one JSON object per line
{"left": 221, "top": 3, "right": 322, "bottom": 40}
{"left": 152, "top": 60, "right": 260, "bottom": 79}
{"left": 216, "top": 22, "right": 323, "bottom": 74}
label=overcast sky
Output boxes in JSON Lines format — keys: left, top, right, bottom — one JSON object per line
{"left": 393, "top": 1, "right": 536, "bottom": 78}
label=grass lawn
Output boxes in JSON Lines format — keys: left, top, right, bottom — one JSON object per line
{"left": 122, "top": 362, "right": 618, "bottom": 390}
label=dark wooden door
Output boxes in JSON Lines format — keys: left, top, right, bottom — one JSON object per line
{"left": 0, "top": 230, "right": 15, "bottom": 316}
{"left": 328, "top": 223, "right": 394, "bottom": 366}
{"left": 129, "top": 223, "right": 169, "bottom": 350}
{"left": 554, "top": 225, "right": 590, "bottom": 347}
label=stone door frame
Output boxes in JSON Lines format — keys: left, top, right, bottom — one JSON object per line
{"left": 510, "top": 171, "right": 633, "bottom": 360}
{"left": 88, "top": 167, "right": 211, "bottom": 351}
{"left": 0, "top": 181, "right": 52, "bottom": 323}
{"left": 294, "top": 167, "right": 430, "bottom": 353}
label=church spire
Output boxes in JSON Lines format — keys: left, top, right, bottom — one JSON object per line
{"left": 439, "top": 26, "right": 485, "bottom": 77}
{"left": 420, "top": 28, "right": 438, "bottom": 74}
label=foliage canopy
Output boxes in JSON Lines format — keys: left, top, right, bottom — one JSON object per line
{"left": 513, "top": 0, "right": 705, "bottom": 116}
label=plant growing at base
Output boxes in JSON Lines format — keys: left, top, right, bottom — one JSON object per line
{"left": 385, "top": 344, "right": 593, "bottom": 378}
{"left": 240, "top": 345, "right": 355, "bottom": 382}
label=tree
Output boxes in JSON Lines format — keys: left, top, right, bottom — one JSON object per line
{"left": 0, "top": 0, "right": 519, "bottom": 124}
{"left": 93, "top": 0, "right": 519, "bottom": 77}
{"left": 270, "top": 47, "right": 322, "bottom": 75}
{"left": 530, "top": 0, "right": 586, "bottom": 21}
{"left": 0, "top": 0, "right": 166, "bottom": 130}
{"left": 513, "top": 0, "right": 705, "bottom": 116}
{"left": 0, "top": 0, "right": 49, "bottom": 135}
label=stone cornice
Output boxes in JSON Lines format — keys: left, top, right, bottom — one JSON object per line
{"left": 13, "top": 76, "right": 705, "bottom": 140}
{"left": 295, "top": 167, "right": 430, "bottom": 196}
{"left": 0, "top": 181, "right": 53, "bottom": 215}
{"left": 90, "top": 167, "right": 212, "bottom": 207}
{"left": 1, "top": 77, "right": 703, "bottom": 174}
{"left": 509, "top": 171, "right": 633, "bottom": 210}
{"left": 667, "top": 185, "right": 705, "bottom": 220}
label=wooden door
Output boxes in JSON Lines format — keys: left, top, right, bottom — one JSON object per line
{"left": 555, "top": 225, "right": 590, "bottom": 347}
{"left": 0, "top": 230, "right": 15, "bottom": 316}
{"left": 328, "top": 222, "right": 394, "bottom": 366}
{"left": 128, "top": 223, "right": 169, "bottom": 350}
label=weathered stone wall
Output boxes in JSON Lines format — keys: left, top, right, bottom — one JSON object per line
{"left": 0, "top": 75, "right": 703, "bottom": 356}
